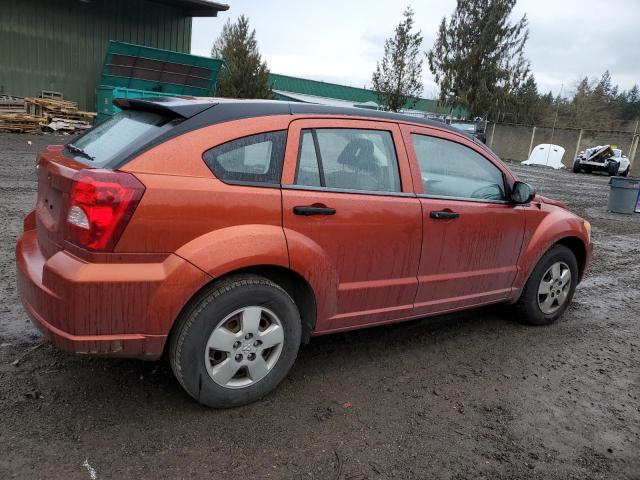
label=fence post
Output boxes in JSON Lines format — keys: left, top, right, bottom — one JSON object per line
{"left": 574, "top": 129, "right": 584, "bottom": 161}
{"left": 527, "top": 126, "right": 537, "bottom": 158}
{"left": 489, "top": 122, "right": 496, "bottom": 148}
{"left": 630, "top": 135, "right": 639, "bottom": 171}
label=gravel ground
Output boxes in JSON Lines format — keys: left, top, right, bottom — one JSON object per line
{"left": 0, "top": 132, "right": 638, "bottom": 480}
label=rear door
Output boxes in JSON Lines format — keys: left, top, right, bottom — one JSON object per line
{"left": 281, "top": 119, "right": 422, "bottom": 333}
{"left": 401, "top": 125, "right": 525, "bottom": 315}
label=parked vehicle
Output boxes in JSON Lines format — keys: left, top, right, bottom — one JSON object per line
{"left": 573, "top": 145, "right": 631, "bottom": 176}
{"left": 16, "top": 98, "right": 593, "bottom": 408}
{"left": 449, "top": 121, "right": 487, "bottom": 143}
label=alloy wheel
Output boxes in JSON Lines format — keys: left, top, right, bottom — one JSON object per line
{"left": 204, "top": 306, "right": 284, "bottom": 389}
{"left": 537, "top": 261, "right": 572, "bottom": 315}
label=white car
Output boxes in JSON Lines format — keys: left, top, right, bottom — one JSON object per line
{"left": 573, "top": 145, "right": 630, "bottom": 176}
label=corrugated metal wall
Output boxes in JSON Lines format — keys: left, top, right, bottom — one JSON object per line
{"left": 0, "top": 0, "right": 192, "bottom": 110}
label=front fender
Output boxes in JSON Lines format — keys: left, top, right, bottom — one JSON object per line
{"left": 514, "top": 205, "right": 590, "bottom": 290}
{"left": 175, "top": 224, "right": 289, "bottom": 278}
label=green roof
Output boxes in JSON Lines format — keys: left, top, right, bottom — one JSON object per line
{"left": 269, "top": 73, "right": 442, "bottom": 112}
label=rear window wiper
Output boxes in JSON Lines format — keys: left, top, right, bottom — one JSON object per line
{"left": 66, "top": 143, "right": 95, "bottom": 161}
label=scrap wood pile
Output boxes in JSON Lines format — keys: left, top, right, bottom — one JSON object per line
{"left": 25, "top": 97, "right": 96, "bottom": 132}
{"left": 0, "top": 95, "right": 96, "bottom": 133}
{"left": 0, "top": 97, "right": 44, "bottom": 133}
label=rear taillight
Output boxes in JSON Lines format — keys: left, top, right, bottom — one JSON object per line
{"left": 66, "top": 169, "right": 145, "bottom": 252}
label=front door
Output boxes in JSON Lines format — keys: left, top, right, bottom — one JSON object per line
{"left": 281, "top": 119, "right": 422, "bottom": 333}
{"left": 402, "top": 125, "right": 525, "bottom": 315}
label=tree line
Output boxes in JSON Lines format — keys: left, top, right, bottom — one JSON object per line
{"left": 210, "top": 2, "right": 639, "bottom": 130}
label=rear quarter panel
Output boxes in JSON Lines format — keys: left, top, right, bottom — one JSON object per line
{"left": 118, "top": 115, "right": 293, "bottom": 266}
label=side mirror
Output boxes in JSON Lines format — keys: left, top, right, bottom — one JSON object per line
{"left": 511, "top": 181, "right": 536, "bottom": 204}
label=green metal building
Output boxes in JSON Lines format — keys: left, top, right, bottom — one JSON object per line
{"left": 269, "top": 73, "right": 466, "bottom": 118}
{"left": 0, "top": 0, "right": 228, "bottom": 110}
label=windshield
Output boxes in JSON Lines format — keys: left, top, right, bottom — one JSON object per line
{"left": 67, "top": 110, "right": 175, "bottom": 168}
{"left": 450, "top": 123, "right": 476, "bottom": 133}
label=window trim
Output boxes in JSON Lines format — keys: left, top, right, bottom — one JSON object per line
{"left": 293, "top": 126, "right": 403, "bottom": 194}
{"left": 410, "top": 132, "right": 510, "bottom": 202}
{"left": 283, "top": 184, "right": 416, "bottom": 198}
{"left": 202, "top": 129, "right": 287, "bottom": 188}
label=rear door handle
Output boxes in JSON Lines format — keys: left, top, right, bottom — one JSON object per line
{"left": 430, "top": 210, "right": 459, "bottom": 220}
{"left": 293, "top": 205, "right": 336, "bottom": 216}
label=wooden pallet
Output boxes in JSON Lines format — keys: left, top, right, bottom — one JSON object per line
{"left": 0, "top": 96, "right": 26, "bottom": 114}
{"left": 0, "top": 113, "right": 46, "bottom": 133}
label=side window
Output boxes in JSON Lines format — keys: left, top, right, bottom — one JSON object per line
{"left": 411, "top": 134, "right": 506, "bottom": 201}
{"left": 203, "top": 130, "right": 287, "bottom": 185}
{"left": 295, "top": 128, "right": 401, "bottom": 193}
{"left": 295, "top": 131, "right": 321, "bottom": 187}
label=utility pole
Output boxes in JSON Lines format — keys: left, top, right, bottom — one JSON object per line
{"left": 546, "top": 83, "right": 563, "bottom": 166}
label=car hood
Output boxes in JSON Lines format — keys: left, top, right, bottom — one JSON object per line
{"left": 537, "top": 194, "right": 569, "bottom": 210}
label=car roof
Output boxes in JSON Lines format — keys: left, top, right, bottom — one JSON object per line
{"left": 114, "top": 96, "right": 468, "bottom": 137}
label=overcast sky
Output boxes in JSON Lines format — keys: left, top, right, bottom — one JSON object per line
{"left": 192, "top": 0, "right": 639, "bottom": 99}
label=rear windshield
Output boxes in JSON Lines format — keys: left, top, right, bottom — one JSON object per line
{"left": 65, "top": 110, "right": 177, "bottom": 168}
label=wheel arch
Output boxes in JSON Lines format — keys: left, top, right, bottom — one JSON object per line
{"left": 555, "top": 236, "right": 587, "bottom": 282}
{"left": 164, "top": 264, "right": 317, "bottom": 358}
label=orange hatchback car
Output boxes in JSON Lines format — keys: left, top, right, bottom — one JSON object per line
{"left": 16, "top": 98, "right": 592, "bottom": 407}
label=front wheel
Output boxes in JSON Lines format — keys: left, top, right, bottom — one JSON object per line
{"left": 572, "top": 160, "right": 581, "bottom": 173}
{"left": 515, "top": 245, "right": 578, "bottom": 326}
{"left": 608, "top": 162, "right": 620, "bottom": 176}
{"left": 169, "top": 275, "right": 302, "bottom": 408}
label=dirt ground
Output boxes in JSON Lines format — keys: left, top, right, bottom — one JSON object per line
{"left": 0, "top": 132, "right": 638, "bottom": 480}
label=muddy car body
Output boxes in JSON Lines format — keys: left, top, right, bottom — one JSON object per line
{"left": 16, "top": 98, "right": 593, "bottom": 407}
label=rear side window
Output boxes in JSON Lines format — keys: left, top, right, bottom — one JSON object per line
{"left": 204, "top": 131, "right": 287, "bottom": 186}
{"left": 295, "top": 128, "right": 401, "bottom": 193}
{"left": 67, "top": 110, "right": 176, "bottom": 168}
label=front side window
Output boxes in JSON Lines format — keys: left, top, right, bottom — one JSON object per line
{"left": 411, "top": 134, "right": 506, "bottom": 201}
{"left": 295, "top": 128, "right": 401, "bottom": 193}
{"left": 203, "top": 131, "right": 287, "bottom": 185}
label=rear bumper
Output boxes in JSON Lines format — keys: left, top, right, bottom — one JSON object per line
{"left": 16, "top": 229, "right": 210, "bottom": 359}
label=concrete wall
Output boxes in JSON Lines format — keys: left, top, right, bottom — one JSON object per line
{"left": 488, "top": 123, "right": 639, "bottom": 173}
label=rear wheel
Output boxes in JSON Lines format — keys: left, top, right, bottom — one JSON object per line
{"left": 515, "top": 245, "right": 578, "bottom": 326}
{"left": 169, "top": 275, "right": 302, "bottom": 408}
{"left": 608, "top": 162, "right": 620, "bottom": 176}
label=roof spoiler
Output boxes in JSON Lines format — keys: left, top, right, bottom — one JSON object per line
{"left": 113, "top": 97, "right": 216, "bottom": 119}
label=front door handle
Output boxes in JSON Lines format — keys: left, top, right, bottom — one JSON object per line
{"left": 430, "top": 210, "right": 459, "bottom": 220}
{"left": 293, "top": 205, "right": 336, "bottom": 216}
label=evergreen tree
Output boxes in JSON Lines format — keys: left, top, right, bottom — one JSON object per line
{"left": 211, "top": 15, "right": 274, "bottom": 99}
{"left": 621, "top": 85, "right": 640, "bottom": 120}
{"left": 371, "top": 7, "right": 423, "bottom": 112}
{"left": 427, "top": 0, "right": 530, "bottom": 119}
{"left": 511, "top": 75, "right": 540, "bottom": 123}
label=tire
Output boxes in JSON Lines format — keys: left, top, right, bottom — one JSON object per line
{"left": 515, "top": 245, "right": 578, "bottom": 326}
{"left": 169, "top": 274, "right": 302, "bottom": 408}
{"left": 572, "top": 160, "right": 581, "bottom": 173}
{"left": 620, "top": 167, "right": 629, "bottom": 177}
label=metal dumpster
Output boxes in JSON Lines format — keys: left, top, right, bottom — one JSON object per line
{"left": 95, "top": 41, "right": 226, "bottom": 123}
